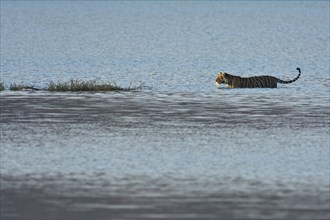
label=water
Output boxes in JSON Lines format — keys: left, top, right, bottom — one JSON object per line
{"left": 1, "top": 1, "right": 329, "bottom": 220}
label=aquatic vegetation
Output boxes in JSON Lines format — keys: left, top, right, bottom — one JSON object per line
{"left": 2, "top": 79, "right": 143, "bottom": 92}
{"left": 46, "top": 79, "right": 142, "bottom": 92}
{"left": 0, "top": 82, "right": 4, "bottom": 91}
{"left": 9, "top": 83, "right": 40, "bottom": 91}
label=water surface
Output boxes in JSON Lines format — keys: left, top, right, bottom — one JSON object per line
{"left": 1, "top": 1, "right": 329, "bottom": 220}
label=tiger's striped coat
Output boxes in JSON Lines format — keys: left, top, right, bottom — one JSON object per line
{"left": 215, "top": 68, "right": 301, "bottom": 88}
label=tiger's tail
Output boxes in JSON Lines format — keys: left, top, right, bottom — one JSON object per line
{"left": 276, "top": 68, "right": 301, "bottom": 84}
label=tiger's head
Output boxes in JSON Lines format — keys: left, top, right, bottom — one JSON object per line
{"left": 215, "top": 71, "right": 229, "bottom": 87}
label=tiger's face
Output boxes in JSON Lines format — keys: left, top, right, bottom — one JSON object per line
{"left": 215, "top": 72, "right": 228, "bottom": 86}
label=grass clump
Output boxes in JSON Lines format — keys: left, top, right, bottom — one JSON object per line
{"left": 10, "top": 83, "right": 40, "bottom": 91}
{"left": 1, "top": 79, "right": 143, "bottom": 92}
{"left": 46, "top": 79, "right": 142, "bottom": 92}
{"left": 0, "top": 82, "right": 4, "bottom": 91}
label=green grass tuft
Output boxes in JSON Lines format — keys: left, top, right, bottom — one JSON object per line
{"left": 46, "top": 79, "right": 142, "bottom": 92}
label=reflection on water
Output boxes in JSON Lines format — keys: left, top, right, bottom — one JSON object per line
{"left": 1, "top": 91, "right": 329, "bottom": 219}
{"left": 1, "top": 175, "right": 329, "bottom": 220}
{"left": 1, "top": 90, "right": 329, "bottom": 129}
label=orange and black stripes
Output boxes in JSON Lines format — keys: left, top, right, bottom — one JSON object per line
{"left": 239, "top": 76, "right": 277, "bottom": 88}
{"left": 215, "top": 68, "right": 301, "bottom": 88}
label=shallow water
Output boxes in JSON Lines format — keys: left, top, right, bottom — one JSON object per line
{"left": 1, "top": 90, "right": 329, "bottom": 219}
{"left": 1, "top": 1, "right": 330, "bottom": 220}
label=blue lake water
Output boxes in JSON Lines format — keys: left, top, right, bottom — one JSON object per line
{"left": 1, "top": 1, "right": 329, "bottom": 220}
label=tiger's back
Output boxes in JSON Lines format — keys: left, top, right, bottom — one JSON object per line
{"left": 239, "top": 76, "right": 278, "bottom": 88}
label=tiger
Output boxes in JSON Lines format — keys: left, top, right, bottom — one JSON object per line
{"left": 215, "top": 68, "right": 301, "bottom": 88}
